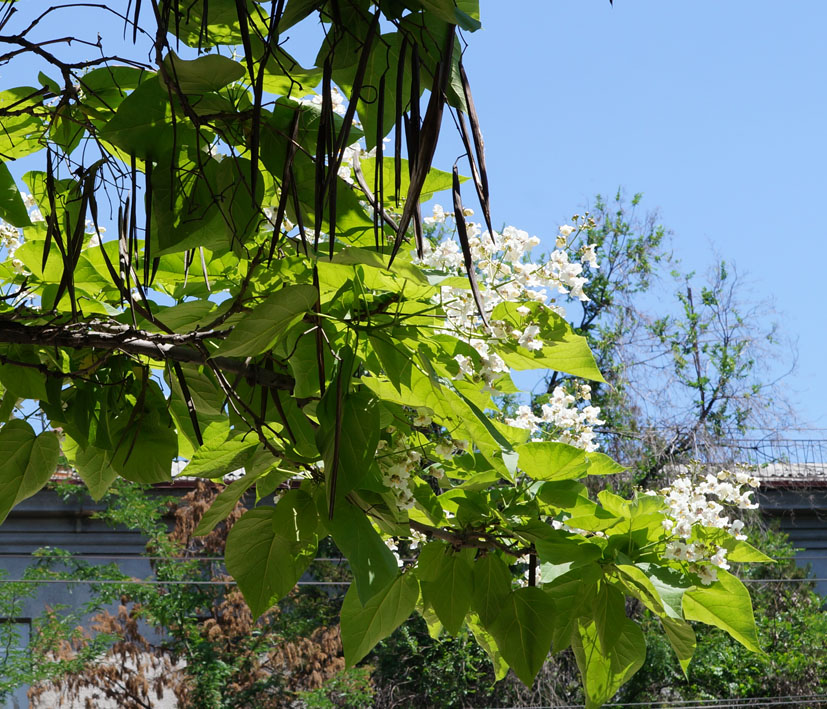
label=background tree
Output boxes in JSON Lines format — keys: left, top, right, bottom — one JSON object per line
{"left": 541, "top": 191, "right": 796, "bottom": 485}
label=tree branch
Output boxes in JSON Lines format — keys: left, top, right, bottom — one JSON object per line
{"left": 0, "top": 320, "right": 295, "bottom": 391}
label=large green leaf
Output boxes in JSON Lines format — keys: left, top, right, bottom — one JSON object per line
{"left": 471, "top": 554, "right": 512, "bottom": 627}
{"left": 0, "top": 421, "right": 59, "bottom": 523}
{"left": 593, "top": 583, "right": 626, "bottom": 654}
{"left": 535, "top": 530, "right": 602, "bottom": 567}
{"left": 108, "top": 389, "right": 177, "bottom": 484}
{"left": 341, "top": 572, "right": 419, "bottom": 666}
{"left": 488, "top": 587, "right": 556, "bottom": 686}
{"left": 493, "top": 302, "right": 604, "bottom": 382}
{"left": 225, "top": 491, "right": 318, "bottom": 618}
{"left": 316, "top": 388, "right": 382, "bottom": 504}
{"left": 466, "top": 612, "right": 509, "bottom": 681}
{"left": 74, "top": 444, "right": 117, "bottom": 502}
{"left": 572, "top": 617, "right": 646, "bottom": 709}
{"left": 517, "top": 441, "right": 589, "bottom": 481}
{"left": 634, "top": 563, "right": 693, "bottom": 620}
{"left": 100, "top": 76, "right": 197, "bottom": 160}
{"left": 162, "top": 52, "right": 245, "bottom": 93}
{"left": 544, "top": 564, "right": 602, "bottom": 652}
{"left": 682, "top": 568, "right": 761, "bottom": 653}
{"left": 419, "top": 546, "right": 474, "bottom": 635}
{"left": 662, "top": 616, "right": 696, "bottom": 677}
{"left": 215, "top": 284, "right": 318, "bottom": 357}
{"left": 181, "top": 426, "right": 259, "bottom": 479}
{"left": 0, "top": 88, "right": 44, "bottom": 159}
{"left": 0, "top": 162, "right": 31, "bottom": 227}
{"left": 0, "top": 352, "right": 49, "bottom": 401}
{"left": 325, "top": 498, "right": 399, "bottom": 605}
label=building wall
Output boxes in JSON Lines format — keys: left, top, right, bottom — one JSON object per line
{"left": 0, "top": 488, "right": 183, "bottom": 709}
{"left": 758, "top": 486, "right": 827, "bottom": 597}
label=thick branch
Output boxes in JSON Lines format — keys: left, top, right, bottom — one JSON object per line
{"left": 0, "top": 321, "right": 295, "bottom": 391}
{"left": 408, "top": 519, "right": 523, "bottom": 557}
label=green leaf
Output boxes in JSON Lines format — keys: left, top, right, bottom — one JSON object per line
{"left": 341, "top": 572, "right": 419, "bottom": 666}
{"left": 467, "top": 612, "right": 509, "bottom": 681}
{"left": 420, "top": 546, "right": 474, "bottom": 635}
{"left": 517, "top": 441, "right": 589, "bottom": 481}
{"left": 326, "top": 499, "right": 399, "bottom": 605}
{"left": 0, "top": 357, "right": 49, "bottom": 402}
{"left": 585, "top": 452, "right": 626, "bottom": 477}
{"left": 471, "top": 554, "right": 511, "bottom": 627}
{"left": 316, "top": 388, "right": 382, "bottom": 504}
{"left": 162, "top": 51, "right": 244, "bottom": 93}
{"left": 74, "top": 444, "right": 117, "bottom": 501}
{"left": 360, "top": 157, "right": 458, "bottom": 203}
{"left": 635, "top": 563, "right": 693, "bottom": 620}
{"left": 535, "top": 530, "right": 603, "bottom": 567}
{"left": 662, "top": 616, "right": 696, "bottom": 677}
{"left": 488, "top": 587, "right": 556, "bottom": 686}
{"left": 721, "top": 537, "right": 775, "bottom": 563}
{"left": 0, "top": 421, "right": 59, "bottom": 524}
{"left": 100, "top": 76, "right": 196, "bottom": 160}
{"left": 225, "top": 491, "right": 318, "bottom": 618}
{"left": 572, "top": 617, "right": 646, "bottom": 709}
{"left": 193, "top": 469, "right": 262, "bottom": 536}
{"left": 0, "top": 162, "right": 31, "bottom": 227}
{"left": 215, "top": 284, "right": 318, "bottom": 357}
{"left": 593, "top": 583, "right": 626, "bottom": 654}
{"left": 182, "top": 428, "right": 259, "bottom": 479}
{"left": 493, "top": 302, "right": 605, "bottom": 382}
{"left": 682, "top": 568, "right": 761, "bottom": 653}
{"left": 544, "top": 564, "right": 602, "bottom": 652}
{"left": 256, "top": 42, "right": 321, "bottom": 98}
{"left": 108, "top": 389, "right": 177, "bottom": 484}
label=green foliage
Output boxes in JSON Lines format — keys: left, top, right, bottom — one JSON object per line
{"left": 297, "top": 667, "right": 375, "bottom": 709}
{"left": 0, "top": 2, "right": 771, "bottom": 703}
{"left": 617, "top": 524, "right": 827, "bottom": 704}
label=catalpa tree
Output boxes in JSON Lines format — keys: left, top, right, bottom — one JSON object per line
{"left": 0, "top": 1, "right": 767, "bottom": 705}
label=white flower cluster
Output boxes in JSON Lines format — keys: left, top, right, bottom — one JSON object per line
{"left": 414, "top": 209, "right": 604, "bottom": 451}
{"left": 659, "top": 467, "right": 760, "bottom": 584}
{"left": 505, "top": 384, "right": 604, "bottom": 452}
{"left": 417, "top": 211, "right": 598, "bottom": 328}
{"left": 376, "top": 429, "right": 421, "bottom": 512}
{"left": 307, "top": 86, "right": 347, "bottom": 117}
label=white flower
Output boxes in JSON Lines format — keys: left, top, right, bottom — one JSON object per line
{"left": 424, "top": 203, "right": 447, "bottom": 225}
{"left": 697, "top": 565, "right": 719, "bottom": 586}
{"left": 710, "top": 546, "right": 730, "bottom": 570}
{"left": 413, "top": 407, "right": 433, "bottom": 427}
{"left": 580, "top": 243, "right": 599, "bottom": 269}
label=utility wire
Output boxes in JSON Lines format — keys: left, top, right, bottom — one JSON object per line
{"left": 1, "top": 551, "right": 826, "bottom": 561}
{"left": 0, "top": 577, "right": 825, "bottom": 586}
{"left": 0, "top": 579, "right": 350, "bottom": 586}
{"left": 494, "top": 694, "right": 827, "bottom": 708}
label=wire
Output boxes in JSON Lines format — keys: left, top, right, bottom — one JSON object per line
{"left": 0, "top": 578, "right": 350, "bottom": 586}
{"left": 494, "top": 694, "right": 827, "bottom": 708}
{"left": 2, "top": 551, "right": 827, "bottom": 562}
{"left": 0, "top": 553, "right": 351, "bottom": 562}
{"left": 0, "top": 576, "right": 824, "bottom": 585}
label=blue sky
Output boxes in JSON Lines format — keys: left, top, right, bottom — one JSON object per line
{"left": 4, "top": 1, "right": 824, "bottom": 429}
{"left": 443, "top": 1, "right": 827, "bottom": 429}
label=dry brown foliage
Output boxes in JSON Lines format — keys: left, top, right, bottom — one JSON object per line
{"left": 28, "top": 482, "right": 351, "bottom": 708}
